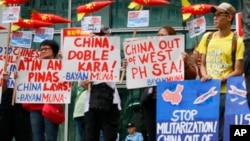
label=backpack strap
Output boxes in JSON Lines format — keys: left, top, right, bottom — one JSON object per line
{"left": 206, "top": 32, "right": 214, "bottom": 48}
{"left": 231, "top": 32, "right": 238, "bottom": 69}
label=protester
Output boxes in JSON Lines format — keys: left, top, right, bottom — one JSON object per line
{"left": 241, "top": 0, "right": 250, "bottom": 107}
{"left": 0, "top": 71, "right": 32, "bottom": 141}
{"left": 130, "top": 25, "right": 197, "bottom": 141}
{"left": 80, "top": 25, "right": 121, "bottom": 141}
{"left": 73, "top": 84, "right": 87, "bottom": 141}
{"left": 125, "top": 122, "right": 144, "bottom": 141}
{"left": 25, "top": 40, "right": 62, "bottom": 141}
{"left": 197, "top": 2, "right": 244, "bottom": 141}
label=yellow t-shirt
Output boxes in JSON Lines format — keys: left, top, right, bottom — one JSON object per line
{"left": 197, "top": 31, "right": 244, "bottom": 93}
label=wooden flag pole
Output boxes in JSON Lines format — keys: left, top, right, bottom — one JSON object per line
{"left": 11, "top": 46, "right": 22, "bottom": 106}
{"left": 4, "top": 23, "right": 12, "bottom": 72}
{"left": 119, "top": 6, "right": 144, "bottom": 83}
{"left": 11, "top": 27, "right": 23, "bottom": 106}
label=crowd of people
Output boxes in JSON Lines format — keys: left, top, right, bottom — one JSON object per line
{"left": 1, "top": 1, "right": 250, "bottom": 141}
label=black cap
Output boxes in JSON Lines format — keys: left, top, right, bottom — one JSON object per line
{"left": 127, "top": 122, "right": 135, "bottom": 128}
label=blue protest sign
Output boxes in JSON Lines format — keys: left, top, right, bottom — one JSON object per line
{"left": 224, "top": 76, "right": 250, "bottom": 141}
{"left": 157, "top": 79, "right": 221, "bottom": 141}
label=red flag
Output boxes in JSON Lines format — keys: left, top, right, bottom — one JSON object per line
{"left": 182, "top": 4, "right": 214, "bottom": 15}
{"left": 0, "top": 25, "right": 6, "bottom": 30}
{"left": 31, "top": 12, "right": 71, "bottom": 24}
{"left": 12, "top": 18, "right": 53, "bottom": 31}
{"left": 128, "top": 0, "right": 170, "bottom": 9}
{"left": 77, "top": 1, "right": 113, "bottom": 21}
{"left": 0, "top": 0, "right": 29, "bottom": 6}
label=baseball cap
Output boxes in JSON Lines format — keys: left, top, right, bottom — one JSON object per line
{"left": 127, "top": 122, "right": 135, "bottom": 128}
{"left": 95, "top": 25, "right": 111, "bottom": 36}
{"left": 211, "top": 2, "right": 236, "bottom": 15}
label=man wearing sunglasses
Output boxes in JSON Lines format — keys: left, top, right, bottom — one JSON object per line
{"left": 197, "top": 2, "right": 245, "bottom": 141}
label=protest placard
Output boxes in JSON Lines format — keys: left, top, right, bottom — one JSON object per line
{"left": 1, "top": 6, "right": 20, "bottom": 23}
{"left": 34, "top": 27, "right": 54, "bottom": 42}
{"left": 0, "top": 46, "right": 40, "bottom": 88}
{"left": 224, "top": 76, "right": 250, "bottom": 141}
{"left": 124, "top": 35, "right": 184, "bottom": 89}
{"left": 15, "top": 59, "right": 71, "bottom": 103}
{"left": 10, "top": 31, "right": 32, "bottom": 48}
{"left": 61, "top": 36, "right": 121, "bottom": 82}
{"left": 81, "top": 16, "right": 101, "bottom": 33}
{"left": 127, "top": 10, "right": 149, "bottom": 27}
{"left": 187, "top": 16, "right": 206, "bottom": 38}
{"left": 157, "top": 80, "right": 221, "bottom": 141}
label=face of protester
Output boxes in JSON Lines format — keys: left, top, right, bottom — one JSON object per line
{"left": 213, "top": 12, "right": 231, "bottom": 29}
{"left": 40, "top": 45, "right": 54, "bottom": 59}
{"left": 127, "top": 127, "right": 136, "bottom": 135}
{"left": 157, "top": 28, "right": 169, "bottom": 36}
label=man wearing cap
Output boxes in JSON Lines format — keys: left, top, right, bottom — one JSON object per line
{"left": 80, "top": 25, "right": 121, "bottom": 141}
{"left": 241, "top": 0, "right": 250, "bottom": 108}
{"left": 197, "top": 2, "right": 244, "bottom": 141}
{"left": 125, "top": 123, "right": 144, "bottom": 141}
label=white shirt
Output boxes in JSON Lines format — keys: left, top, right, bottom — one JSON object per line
{"left": 84, "top": 81, "right": 121, "bottom": 113}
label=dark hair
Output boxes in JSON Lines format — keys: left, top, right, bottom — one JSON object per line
{"left": 94, "top": 25, "right": 111, "bottom": 36}
{"left": 159, "top": 25, "right": 176, "bottom": 35}
{"left": 40, "top": 40, "right": 59, "bottom": 58}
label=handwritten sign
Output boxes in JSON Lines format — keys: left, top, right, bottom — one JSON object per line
{"left": 81, "top": 16, "right": 101, "bottom": 33}
{"left": 127, "top": 10, "right": 149, "bottom": 27}
{"left": 10, "top": 31, "right": 32, "bottom": 48}
{"left": 61, "top": 36, "right": 120, "bottom": 82}
{"left": 157, "top": 80, "right": 221, "bottom": 141}
{"left": 224, "top": 76, "right": 250, "bottom": 141}
{"left": 16, "top": 59, "right": 72, "bottom": 103}
{"left": 0, "top": 60, "right": 4, "bottom": 103}
{"left": 34, "top": 27, "right": 54, "bottom": 43}
{"left": 0, "top": 46, "right": 40, "bottom": 88}
{"left": 187, "top": 16, "right": 206, "bottom": 38}
{"left": 124, "top": 35, "right": 184, "bottom": 89}
{"left": 1, "top": 6, "right": 20, "bottom": 23}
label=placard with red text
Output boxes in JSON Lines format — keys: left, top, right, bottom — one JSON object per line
{"left": 15, "top": 59, "right": 72, "bottom": 103}
{"left": 0, "top": 46, "right": 40, "bottom": 88}
{"left": 124, "top": 35, "right": 185, "bottom": 89}
{"left": 61, "top": 36, "right": 121, "bottom": 82}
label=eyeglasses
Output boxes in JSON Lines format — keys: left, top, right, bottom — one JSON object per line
{"left": 40, "top": 47, "right": 52, "bottom": 52}
{"left": 213, "top": 12, "right": 228, "bottom": 18}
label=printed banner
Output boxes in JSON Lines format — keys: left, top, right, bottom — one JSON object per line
{"left": 187, "top": 16, "right": 206, "bottom": 38}
{"left": 224, "top": 76, "right": 250, "bottom": 141}
{"left": 61, "top": 36, "right": 121, "bottom": 82}
{"left": 127, "top": 10, "right": 149, "bottom": 27}
{"left": 81, "top": 16, "right": 101, "bottom": 33}
{"left": 34, "top": 27, "right": 54, "bottom": 43}
{"left": 124, "top": 35, "right": 185, "bottom": 89}
{"left": 157, "top": 80, "right": 221, "bottom": 141}
{"left": 10, "top": 31, "right": 32, "bottom": 48}
{"left": 0, "top": 60, "right": 4, "bottom": 103}
{"left": 1, "top": 6, "right": 20, "bottom": 23}
{"left": 0, "top": 46, "right": 40, "bottom": 88}
{"left": 15, "top": 59, "right": 72, "bottom": 103}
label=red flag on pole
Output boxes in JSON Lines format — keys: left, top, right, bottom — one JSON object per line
{"left": 77, "top": 1, "right": 113, "bottom": 21}
{"left": 31, "top": 11, "right": 71, "bottom": 24}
